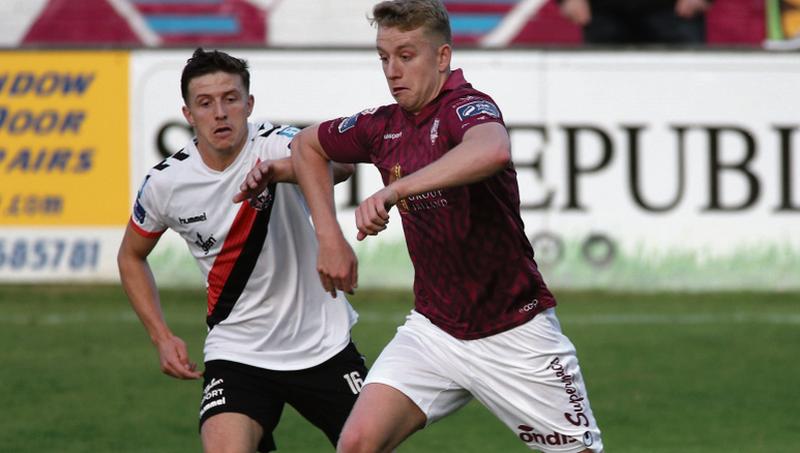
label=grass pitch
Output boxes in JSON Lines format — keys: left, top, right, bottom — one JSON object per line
{"left": 0, "top": 285, "right": 798, "bottom": 452}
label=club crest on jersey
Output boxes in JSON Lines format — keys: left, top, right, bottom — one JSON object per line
{"left": 249, "top": 190, "right": 274, "bottom": 211}
{"left": 456, "top": 100, "right": 499, "bottom": 121}
{"left": 430, "top": 118, "right": 440, "bottom": 144}
{"left": 389, "top": 164, "right": 409, "bottom": 212}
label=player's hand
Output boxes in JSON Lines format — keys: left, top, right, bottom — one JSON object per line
{"left": 316, "top": 236, "right": 358, "bottom": 298}
{"left": 232, "top": 161, "right": 274, "bottom": 204}
{"left": 675, "top": 0, "right": 710, "bottom": 18}
{"left": 155, "top": 334, "right": 202, "bottom": 380}
{"left": 355, "top": 186, "right": 399, "bottom": 241}
{"left": 559, "top": 0, "right": 591, "bottom": 26}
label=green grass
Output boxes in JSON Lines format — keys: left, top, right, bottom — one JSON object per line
{"left": 1, "top": 285, "right": 798, "bottom": 452}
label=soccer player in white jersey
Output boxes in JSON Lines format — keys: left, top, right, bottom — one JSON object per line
{"left": 117, "top": 48, "right": 367, "bottom": 453}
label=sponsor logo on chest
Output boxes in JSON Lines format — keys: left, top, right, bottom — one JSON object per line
{"left": 194, "top": 232, "right": 216, "bottom": 255}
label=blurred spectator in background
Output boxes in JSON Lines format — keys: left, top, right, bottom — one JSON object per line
{"left": 559, "top": 0, "right": 712, "bottom": 44}
{"left": 765, "top": 0, "right": 800, "bottom": 49}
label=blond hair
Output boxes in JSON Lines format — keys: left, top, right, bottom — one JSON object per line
{"left": 370, "top": 0, "right": 452, "bottom": 45}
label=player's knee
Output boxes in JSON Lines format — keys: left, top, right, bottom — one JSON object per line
{"left": 336, "top": 425, "right": 382, "bottom": 453}
{"left": 336, "top": 427, "right": 364, "bottom": 453}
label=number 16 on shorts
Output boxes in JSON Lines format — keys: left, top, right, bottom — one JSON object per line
{"left": 343, "top": 371, "right": 364, "bottom": 394}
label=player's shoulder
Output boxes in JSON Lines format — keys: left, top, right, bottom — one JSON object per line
{"left": 445, "top": 92, "right": 502, "bottom": 122}
{"left": 334, "top": 105, "right": 393, "bottom": 134}
{"left": 249, "top": 121, "right": 300, "bottom": 158}
{"left": 252, "top": 121, "right": 300, "bottom": 141}
{"left": 145, "top": 145, "right": 194, "bottom": 184}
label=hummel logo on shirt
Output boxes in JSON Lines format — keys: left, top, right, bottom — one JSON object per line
{"left": 179, "top": 212, "right": 207, "bottom": 224}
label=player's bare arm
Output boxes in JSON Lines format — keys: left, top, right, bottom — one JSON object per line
{"left": 675, "top": 0, "right": 710, "bottom": 18}
{"left": 233, "top": 157, "right": 354, "bottom": 204}
{"left": 559, "top": 0, "right": 592, "bottom": 26}
{"left": 355, "top": 186, "right": 398, "bottom": 241}
{"left": 291, "top": 124, "right": 358, "bottom": 297}
{"left": 117, "top": 225, "right": 202, "bottom": 380}
{"left": 355, "top": 122, "right": 509, "bottom": 241}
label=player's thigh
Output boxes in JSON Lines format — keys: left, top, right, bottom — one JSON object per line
{"left": 200, "top": 360, "right": 285, "bottom": 452}
{"left": 285, "top": 342, "right": 369, "bottom": 446}
{"left": 364, "top": 316, "right": 474, "bottom": 425}
{"left": 338, "top": 382, "right": 427, "bottom": 452}
{"left": 466, "top": 309, "right": 603, "bottom": 452}
{"left": 201, "top": 412, "right": 263, "bottom": 453}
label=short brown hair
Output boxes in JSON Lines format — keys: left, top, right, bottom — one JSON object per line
{"left": 370, "top": 0, "right": 452, "bottom": 45}
{"left": 180, "top": 48, "right": 250, "bottom": 103}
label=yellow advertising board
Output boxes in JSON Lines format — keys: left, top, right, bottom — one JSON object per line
{"left": 0, "top": 51, "right": 129, "bottom": 226}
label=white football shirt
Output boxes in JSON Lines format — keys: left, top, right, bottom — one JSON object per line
{"left": 130, "top": 122, "right": 357, "bottom": 370}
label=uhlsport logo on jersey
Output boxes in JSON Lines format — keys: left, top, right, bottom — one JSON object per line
{"left": 455, "top": 99, "right": 499, "bottom": 122}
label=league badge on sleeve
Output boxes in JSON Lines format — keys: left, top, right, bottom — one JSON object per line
{"left": 456, "top": 100, "right": 500, "bottom": 121}
{"left": 277, "top": 126, "right": 300, "bottom": 138}
{"left": 133, "top": 175, "right": 151, "bottom": 224}
{"left": 133, "top": 199, "right": 147, "bottom": 224}
{"left": 338, "top": 108, "right": 378, "bottom": 133}
{"left": 338, "top": 112, "right": 360, "bottom": 133}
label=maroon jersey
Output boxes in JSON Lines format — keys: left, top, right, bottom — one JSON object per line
{"left": 319, "top": 69, "right": 555, "bottom": 340}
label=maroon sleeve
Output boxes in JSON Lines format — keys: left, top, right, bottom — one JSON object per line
{"left": 317, "top": 110, "right": 375, "bottom": 164}
{"left": 443, "top": 95, "right": 505, "bottom": 144}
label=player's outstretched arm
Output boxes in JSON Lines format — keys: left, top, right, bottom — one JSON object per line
{"left": 354, "top": 122, "right": 509, "bottom": 241}
{"left": 117, "top": 224, "right": 202, "bottom": 380}
{"left": 233, "top": 157, "right": 353, "bottom": 204}
{"left": 291, "top": 124, "right": 358, "bottom": 297}
{"left": 357, "top": 121, "right": 504, "bottom": 214}
{"left": 396, "top": 122, "right": 509, "bottom": 196}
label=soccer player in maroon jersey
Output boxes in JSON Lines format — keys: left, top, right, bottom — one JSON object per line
{"left": 239, "top": 1, "right": 604, "bottom": 451}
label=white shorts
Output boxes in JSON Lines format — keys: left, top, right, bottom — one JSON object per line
{"left": 363, "top": 308, "right": 603, "bottom": 453}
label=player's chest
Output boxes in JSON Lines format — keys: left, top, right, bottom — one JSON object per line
{"left": 169, "top": 189, "right": 241, "bottom": 256}
{"left": 374, "top": 118, "right": 449, "bottom": 179}
{"left": 165, "top": 166, "right": 261, "bottom": 257}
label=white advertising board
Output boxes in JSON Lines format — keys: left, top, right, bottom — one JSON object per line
{"left": 6, "top": 49, "right": 797, "bottom": 290}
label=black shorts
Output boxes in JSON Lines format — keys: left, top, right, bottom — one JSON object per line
{"left": 199, "top": 342, "right": 368, "bottom": 452}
